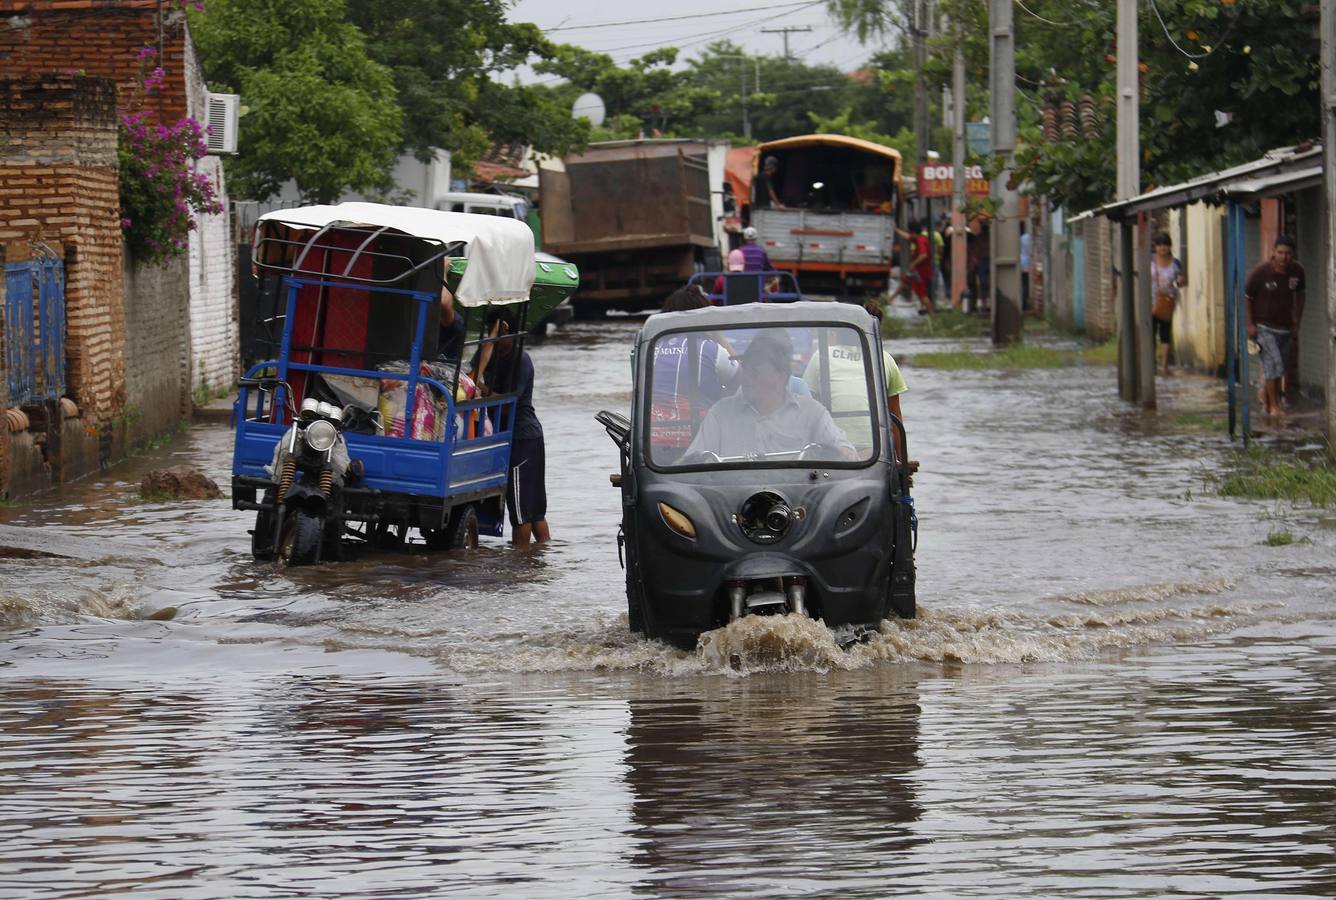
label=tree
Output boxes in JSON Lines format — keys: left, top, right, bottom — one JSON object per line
{"left": 534, "top": 45, "right": 721, "bottom": 140}
{"left": 683, "top": 41, "right": 865, "bottom": 143}
{"left": 190, "top": 0, "right": 403, "bottom": 203}
{"left": 829, "top": 0, "right": 1322, "bottom": 210}
{"left": 807, "top": 108, "right": 916, "bottom": 164}
{"left": 344, "top": 0, "right": 589, "bottom": 171}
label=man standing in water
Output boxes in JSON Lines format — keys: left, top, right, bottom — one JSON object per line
{"left": 1245, "top": 236, "right": 1305, "bottom": 418}
{"left": 480, "top": 308, "right": 549, "bottom": 544}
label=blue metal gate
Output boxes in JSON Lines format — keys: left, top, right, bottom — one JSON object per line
{"left": 2, "top": 243, "right": 65, "bottom": 407}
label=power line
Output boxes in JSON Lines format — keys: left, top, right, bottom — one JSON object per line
{"left": 1014, "top": 0, "right": 1085, "bottom": 28}
{"left": 531, "top": 3, "right": 826, "bottom": 84}
{"left": 540, "top": 1, "right": 819, "bottom": 32}
{"left": 1146, "top": 0, "right": 1243, "bottom": 62}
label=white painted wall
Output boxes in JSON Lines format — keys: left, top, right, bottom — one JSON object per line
{"left": 271, "top": 149, "right": 453, "bottom": 209}
{"left": 185, "top": 26, "right": 238, "bottom": 395}
{"left": 1172, "top": 202, "right": 1226, "bottom": 373}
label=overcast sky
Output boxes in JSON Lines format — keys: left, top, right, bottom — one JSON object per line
{"left": 506, "top": 0, "right": 891, "bottom": 82}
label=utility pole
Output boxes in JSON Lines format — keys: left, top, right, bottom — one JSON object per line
{"left": 740, "top": 63, "right": 751, "bottom": 139}
{"left": 1115, "top": 0, "right": 1149, "bottom": 405}
{"left": 989, "top": 0, "right": 1022, "bottom": 345}
{"left": 1322, "top": 0, "right": 1336, "bottom": 451}
{"left": 913, "top": 0, "right": 930, "bottom": 169}
{"left": 951, "top": 36, "right": 967, "bottom": 310}
{"left": 760, "top": 26, "right": 812, "bottom": 61}
{"left": 722, "top": 55, "right": 761, "bottom": 140}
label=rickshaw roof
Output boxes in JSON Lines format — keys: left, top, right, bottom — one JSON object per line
{"left": 639, "top": 301, "right": 878, "bottom": 343}
{"left": 255, "top": 202, "right": 536, "bottom": 307}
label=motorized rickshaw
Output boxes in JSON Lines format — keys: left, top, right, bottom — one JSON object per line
{"left": 596, "top": 300, "right": 916, "bottom": 649}
{"left": 231, "top": 202, "right": 578, "bottom": 564}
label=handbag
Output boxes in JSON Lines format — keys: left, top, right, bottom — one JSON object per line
{"left": 1153, "top": 290, "right": 1174, "bottom": 322}
{"left": 1152, "top": 260, "right": 1176, "bottom": 322}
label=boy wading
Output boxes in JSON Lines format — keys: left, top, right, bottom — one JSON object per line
{"left": 480, "top": 310, "right": 549, "bottom": 545}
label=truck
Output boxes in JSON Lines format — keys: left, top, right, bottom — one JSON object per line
{"left": 539, "top": 139, "right": 722, "bottom": 316}
{"left": 748, "top": 134, "right": 904, "bottom": 297}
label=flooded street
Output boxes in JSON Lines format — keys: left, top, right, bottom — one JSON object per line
{"left": 3, "top": 319, "right": 1336, "bottom": 897}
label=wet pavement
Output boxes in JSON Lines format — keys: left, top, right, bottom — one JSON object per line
{"left": 2, "top": 317, "right": 1335, "bottom": 897}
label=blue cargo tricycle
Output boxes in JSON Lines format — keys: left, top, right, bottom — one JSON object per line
{"left": 231, "top": 203, "right": 578, "bottom": 564}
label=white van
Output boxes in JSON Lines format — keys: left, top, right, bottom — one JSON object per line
{"left": 435, "top": 191, "right": 529, "bottom": 221}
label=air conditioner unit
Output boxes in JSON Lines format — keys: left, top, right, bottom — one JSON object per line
{"left": 204, "top": 92, "right": 239, "bottom": 155}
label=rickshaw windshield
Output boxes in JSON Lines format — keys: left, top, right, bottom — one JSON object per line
{"left": 647, "top": 323, "right": 880, "bottom": 469}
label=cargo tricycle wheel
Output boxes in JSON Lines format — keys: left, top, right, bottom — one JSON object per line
{"left": 448, "top": 504, "right": 479, "bottom": 550}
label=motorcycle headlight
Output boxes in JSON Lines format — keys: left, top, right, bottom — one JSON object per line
{"left": 304, "top": 418, "right": 338, "bottom": 453}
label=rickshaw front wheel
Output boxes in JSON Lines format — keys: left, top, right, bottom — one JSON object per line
{"left": 277, "top": 511, "right": 323, "bottom": 566}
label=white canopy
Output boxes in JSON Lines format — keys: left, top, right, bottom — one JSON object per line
{"left": 255, "top": 202, "right": 537, "bottom": 307}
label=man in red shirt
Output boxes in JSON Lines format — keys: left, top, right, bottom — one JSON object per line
{"left": 895, "top": 220, "right": 933, "bottom": 315}
{"left": 1244, "top": 235, "right": 1305, "bottom": 418}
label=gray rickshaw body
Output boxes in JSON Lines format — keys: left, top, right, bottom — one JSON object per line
{"left": 613, "top": 301, "right": 915, "bottom": 649}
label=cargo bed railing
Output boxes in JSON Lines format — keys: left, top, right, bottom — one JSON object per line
{"left": 686, "top": 270, "right": 802, "bottom": 305}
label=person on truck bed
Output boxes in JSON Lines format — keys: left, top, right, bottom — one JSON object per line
{"left": 754, "top": 156, "right": 785, "bottom": 210}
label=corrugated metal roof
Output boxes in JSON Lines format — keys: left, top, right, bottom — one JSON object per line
{"left": 1223, "top": 165, "right": 1324, "bottom": 198}
{"left": 1085, "top": 144, "right": 1323, "bottom": 219}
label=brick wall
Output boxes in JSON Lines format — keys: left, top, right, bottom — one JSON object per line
{"left": 0, "top": 74, "right": 126, "bottom": 421}
{"left": 0, "top": 1, "right": 189, "bottom": 122}
{"left": 3, "top": 2, "right": 238, "bottom": 398}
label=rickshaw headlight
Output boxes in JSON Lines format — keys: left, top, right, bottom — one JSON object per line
{"left": 658, "top": 502, "right": 696, "bottom": 540}
{"left": 304, "top": 419, "right": 339, "bottom": 453}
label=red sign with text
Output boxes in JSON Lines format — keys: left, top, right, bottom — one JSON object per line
{"left": 917, "top": 164, "right": 990, "bottom": 198}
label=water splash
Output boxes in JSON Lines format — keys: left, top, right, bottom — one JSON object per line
{"left": 1056, "top": 578, "right": 1237, "bottom": 606}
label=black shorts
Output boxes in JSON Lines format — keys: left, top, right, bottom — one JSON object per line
{"left": 1153, "top": 316, "right": 1171, "bottom": 344}
{"left": 506, "top": 436, "right": 547, "bottom": 527}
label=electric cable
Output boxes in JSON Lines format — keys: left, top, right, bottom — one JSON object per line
{"left": 1146, "top": 0, "right": 1243, "bottom": 62}
{"left": 540, "top": 2, "right": 820, "bottom": 32}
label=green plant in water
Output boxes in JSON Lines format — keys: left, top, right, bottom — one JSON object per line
{"left": 141, "top": 419, "right": 191, "bottom": 452}
{"left": 908, "top": 337, "right": 1118, "bottom": 370}
{"left": 1216, "top": 447, "right": 1336, "bottom": 508}
{"left": 1170, "top": 412, "right": 1227, "bottom": 433}
{"left": 1263, "top": 529, "right": 1296, "bottom": 546}
{"left": 882, "top": 308, "right": 988, "bottom": 341}
{"left": 138, "top": 489, "right": 176, "bottom": 502}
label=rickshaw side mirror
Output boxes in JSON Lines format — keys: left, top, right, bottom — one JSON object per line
{"left": 595, "top": 410, "right": 631, "bottom": 452}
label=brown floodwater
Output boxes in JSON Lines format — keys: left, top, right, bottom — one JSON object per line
{"left": 2, "top": 318, "right": 1335, "bottom": 897}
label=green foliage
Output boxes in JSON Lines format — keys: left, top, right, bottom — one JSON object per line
{"left": 840, "top": 0, "right": 1321, "bottom": 211}
{"left": 190, "top": 0, "right": 403, "bottom": 203}
{"left": 345, "top": 1, "right": 588, "bottom": 171}
{"left": 684, "top": 42, "right": 868, "bottom": 143}
{"left": 1216, "top": 448, "right": 1336, "bottom": 507}
{"left": 881, "top": 308, "right": 987, "bottom": 340}
{"left": 535, "top": 44, "right": 721, "bottom": 140}
{"left": 806, "top": 108, "right": 917, "bottom": 166}
{"left": 1262, "top": 529, "right": 1296, "bottom": 546}
{"left": 909, "top": 340, "right": 1117, "bottom": 369}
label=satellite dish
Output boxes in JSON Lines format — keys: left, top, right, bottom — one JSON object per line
{"left": 572, "top": 92, "right": 606, "bottom": 127}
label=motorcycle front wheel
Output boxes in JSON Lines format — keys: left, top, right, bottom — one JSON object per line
{"left": 278, "top": 510, "right": 323, "bottom": 566}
